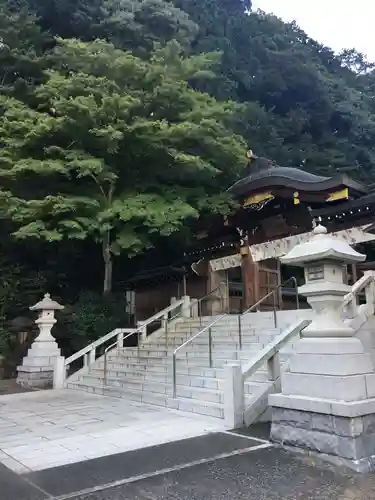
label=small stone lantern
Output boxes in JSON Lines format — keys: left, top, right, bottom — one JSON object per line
{"left": 30, "top": 293, "right": 64, "bottom": 342}
{"left": 17, "top": 294, "right": 64, "bottom": 388}
{"left": 269, "top": 225, "right": 375, "bottom": 473}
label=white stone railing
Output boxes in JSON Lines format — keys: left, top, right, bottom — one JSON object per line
{"left": 342, "top": 271, "right": 375, "bottom": 321}
{"left": 223, "top": 272, "right": 375, "bottom": 429}
{"left": 53, "top": 297, "right": 189, "bottom": 389}
{"left": 223, "top": 319, "right": 311, "bottom": 429}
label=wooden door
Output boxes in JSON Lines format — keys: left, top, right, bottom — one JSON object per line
{"left": 258, "top": 259, "right": 281, "bottom": 310}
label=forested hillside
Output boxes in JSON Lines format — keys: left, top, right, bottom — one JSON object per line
{"left": 0, "top": 0, "right": 374, "bottom": 361}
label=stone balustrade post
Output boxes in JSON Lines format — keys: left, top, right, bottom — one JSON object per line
{"left": 117, "top": 330, "right": 123, "bottom": 348}
{"left": 224, "top": 362, "right": 244, "bottom": 429}
{"left": 53, "top": 356, "right": 66, "bottom": 389}
{"left": 137, "top": 321, "right": 147, "bottom": 341}
{"left": 181, "top": 296, "right": 191, "bottom": 318}
{"left": 267, "top": 352, "right": 280, "bottom": 381}
{"left": 190, "top": 299, "right": 199, "bottom": 318}
{"left": 363, "top": 271, "right": 375, "bottom": 314}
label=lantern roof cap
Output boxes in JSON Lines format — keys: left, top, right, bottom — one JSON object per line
{"left": 29, "top": 293, "right": 64, "bottom": 311}
{"left": 280, "top": 225, "right": 366, "bottom": 266}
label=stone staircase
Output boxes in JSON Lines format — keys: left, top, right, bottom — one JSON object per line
{"left": 66, "top": 309, "right": 314, "bottom": 421}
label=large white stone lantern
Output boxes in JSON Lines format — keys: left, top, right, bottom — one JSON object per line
{"left": 281, "top": 224, "right": 366, "bottom": 337}
{"left": 17, "top": 294, "right": 64, "bottom": 388}
{"left": 269, "top": 225, "right": 375, "bottom": 473}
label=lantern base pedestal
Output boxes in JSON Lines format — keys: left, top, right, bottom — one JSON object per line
{"left": 270, "top": 394, "right": 375, "bottom": 473}
{"left": 17, "top": 366, "right": 55, "bottom": 389}
{"left": 16, "top": 338, "right": 61, "bottom": 389}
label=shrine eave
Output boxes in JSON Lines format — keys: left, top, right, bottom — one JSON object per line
{"left": 229, "top": 168, "right": 367, "bottom": 198}
{"left": 313, "top": 190, "right": 375, "bottom": 219}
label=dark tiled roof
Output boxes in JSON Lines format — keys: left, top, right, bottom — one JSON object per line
{"left": 229, "top": 157, "right": 367, "bottom": 197}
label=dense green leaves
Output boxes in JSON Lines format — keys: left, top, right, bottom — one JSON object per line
{"left": 1, "top": 0, "right": 375, "bottom": 356}
{"left": 0, "top": 37, "right": 246, "bottom": 292}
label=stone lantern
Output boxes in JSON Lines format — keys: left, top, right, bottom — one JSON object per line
{"left": 17, "top": 293, "right": 64, "bottom": 388}
{"left": 269, "top": 225, "right": 375, "bottom": 473}
{"left": 283, "top": 224, "right": 365, "bottom": 338}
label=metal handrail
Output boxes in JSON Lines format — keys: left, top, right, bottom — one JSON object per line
{"left": 166, "top": 285, "right": 224, "bottom": 327}
{"left": 192, "top": 285, "right": 224, "bottom": 324}
{"left": 238, "top": 277, "right": 299, "bottom": 344}
{"left": 172, "top": 276, "right": 299, "bottom": 399}
{"left": 241, "top": 319, "right": 310, "bottom": 382}
{"left": 172, "top": 313, "right": 228, "bottom": 398}
{"left": 103, "top": 286, "right": 224, "bottom": 385}
{"left": 103, "top": 298, "right": 184, "bottom": 384}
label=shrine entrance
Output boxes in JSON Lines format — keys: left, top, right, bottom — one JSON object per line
{"left": 258, "top": 259, "right": 282, "bottom": 310}
{"left": 223, "top": 257, "right": 282, "bottom": 314}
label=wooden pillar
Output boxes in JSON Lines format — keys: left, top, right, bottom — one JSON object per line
{"left": 351, "top": 263, "right": 358, "bottom": 284}
{"left": 240, "top": 235, "right": 259, "bottom": 310}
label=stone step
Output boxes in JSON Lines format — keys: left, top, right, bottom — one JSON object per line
{"left": 68, "top": 378, "right": 264, "bottom": 420}
{"left": 78, "top": 374, "right": 226, "bottom": 403}
{"left": 172, "top": 326, "right": 282, "bottom": 335}
{"left": 126, "top": 344, "right": 262, "bottom": 357}
{"left": 103, "top": 356, "right": 263, "bottom": 370}
{"left": 66, "top": 382, "right": 226, "bottom": 419}
{"left": 164, "top": 327, "right": 275, "bottom": 335}
{"left": 139, "top": 341, "right": 263, "bottom": 350}
{"left": 182, "top": 316, "right": 276, "bottom": 325}
{"left": 95, "top": 360, "right": 223, "bottom": 377}
{"left": 91, "top": 359, "right": 281, "bottom": 384}
{"left": 111, "top": 349, "right": 258, "bottom": 362}
{"left": 91, "top": 369, "right": 221, "bottom": 389}
{"left": 107, "top": 349, "right": 292, "bottom": 366}
{"left": 95, "top": 352, "right": 292, "bottom": 376}
{"left": 86, "top": 369, "right": 264, "bottom": 394}
{"left": 162, "top": 333, "right": 279, "bottom": 341}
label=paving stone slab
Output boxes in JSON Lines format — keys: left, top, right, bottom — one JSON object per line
{"left": 71, "top": 447, "right": 375, "bottom": 500}
{"left": 0, "top": 463, "right": 47, "bottom": 500}
{"left": 26, "top": 432, "right": 258, "bottom": 497}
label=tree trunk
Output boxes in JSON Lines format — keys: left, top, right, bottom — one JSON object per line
{"left": 102, "top": 232, "right": 112, "bottom": 294}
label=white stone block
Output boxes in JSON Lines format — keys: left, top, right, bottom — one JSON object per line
{"left": 181, "top": 296, "right": 191, "bottom": 318}
{"left": 270, "top": 393, "right": 375, "bottom": 419}
{"left": 289, "top": 353, "right": 374, "bottom": 376}
{"left": 365, "top": 373, "right": 375, "bottom": 399}
{"left": 53, "top": 356, "right": 66, "bottom": 389}
{"left": 282, "top": 372, "right": 368, "bottom": 402}
{"left": 295, "top": 338, "right": 365, "bottom": 355}
{"left": 223, "top": 363, "right": 244, "bottom": 429}
{"left": 330, "top": 398, "right": 375, "bottom": 417}
{"left": 20, "top": 357, "right": 53, "bottom": 368}
{"left": 269, "top": 393, "right": 333, "bottom": 415}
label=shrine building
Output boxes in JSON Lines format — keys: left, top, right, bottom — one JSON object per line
{"left": 122, "top": 152, "right": 375, "bottom": 321}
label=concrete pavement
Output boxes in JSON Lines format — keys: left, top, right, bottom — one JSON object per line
{"left": 1, "top": 430, "right": 375, "bottom": 499}
{"left": 2, "top": 390, "right": 375, "bottom": 499}
{"left": 0, "top": 389, "right": 223, "bottom": 472}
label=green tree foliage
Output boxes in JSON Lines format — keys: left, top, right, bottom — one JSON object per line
{"left": 0, "top": 0, "right": 47, "bottom": 100}
{"left": 2, "top": 0, "right": 375, "bottom": 356}
{"left": 0, "top": 38, "right": 246, "bottom": 293}
{"left": 29, "top": 0, "right": 198, "bottom": 53}
{"left": 170, "top": 3, "right": 375, "bottom": 181}
{"left": 100, "top": 0, "right": 198, "bottom": 52}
